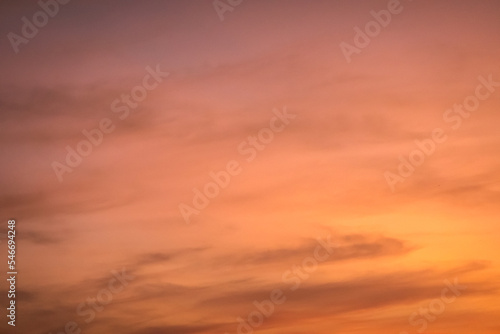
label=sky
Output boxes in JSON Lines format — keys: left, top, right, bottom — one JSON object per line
{"left": 0, "top": 0, "right": 500, "bottom": 333}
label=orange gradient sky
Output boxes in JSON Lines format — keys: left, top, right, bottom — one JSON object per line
{"left": 0, "top": 1, "right": 500, "bottom": 334}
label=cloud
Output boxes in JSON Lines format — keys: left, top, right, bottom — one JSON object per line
{"left": 211, "top": 234, "right": 413, "bottom": 268}
{"left": 198, "top": 263, "right": 497, "bottom": 332}
{"left": 20, "top": 230, "right": 63, "bottom": 245}
{"left": 130, "top": 324, "right": 222, "bottom": 334}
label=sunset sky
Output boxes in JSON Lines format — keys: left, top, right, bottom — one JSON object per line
{"left": 1, "top": 1, "right": 500, "bottom": 333}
